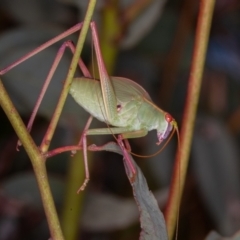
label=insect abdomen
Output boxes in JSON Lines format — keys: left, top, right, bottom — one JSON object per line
{"left": 70, "top": 77, "right": 108, "bottom": 122}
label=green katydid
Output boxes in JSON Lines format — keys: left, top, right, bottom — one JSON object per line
{"left": 0, "top": 22, "right": 178, "bottom": 192}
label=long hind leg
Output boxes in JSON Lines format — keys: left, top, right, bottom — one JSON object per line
{"left": 0, "top": 24, "right": 94, "bottom": 191}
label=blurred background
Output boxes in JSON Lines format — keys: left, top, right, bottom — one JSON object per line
{"left": 0, "top": 0, "right": 240, "bottom": 239}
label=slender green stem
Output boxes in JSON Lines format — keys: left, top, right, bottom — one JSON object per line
{"left": 40, "top": 0, "right": 97, "bottom": 153}
{"left": 0, "top": 1, "right": 97, "bottom": 239}
{"left": 61, "top": 150, "right": 93, "bottom": 240}
{"left": 165, "top": 0, "right": 216, "bottom": 239}
{"left": 100, "top": 0, "right": 120, "bottom": 74}
{"left": 0, "top": 80, "right": 64, "bottom": 240}
{"left": 90, "top": 0, "right": 120, "bottom": 78}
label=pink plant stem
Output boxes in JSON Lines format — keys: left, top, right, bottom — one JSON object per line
{"left": 165, "top": 0, "right": 216, "bottom": 239}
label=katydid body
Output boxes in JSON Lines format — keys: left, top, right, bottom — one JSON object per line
{"left": 70, "top": 23, "right": 177, "bottom": 152}
{"left": 0, "top": 21, "right": 178, "bottom": 192}
{"left": 70, "top": 76, "right": 174, "bottom": 145}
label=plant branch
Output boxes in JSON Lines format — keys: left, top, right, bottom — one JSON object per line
{"left": 0, "top": 80, "right": 64, "bottom": 240}
{"left": 165, "top": 0, "right": 216, "bottom": 239}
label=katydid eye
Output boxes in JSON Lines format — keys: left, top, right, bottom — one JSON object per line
{"left": 165, "top": 113, "right": 173, "bottom": 123}
{"left": 117, "top": 104, "right": 122, "bottom": 112}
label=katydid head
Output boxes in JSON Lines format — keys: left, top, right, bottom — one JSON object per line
{"left": 156, "top": 113, "right": 179, "bottom": 147}
{"left": 130, "top": 112, "right": 179, "bottom": 159}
